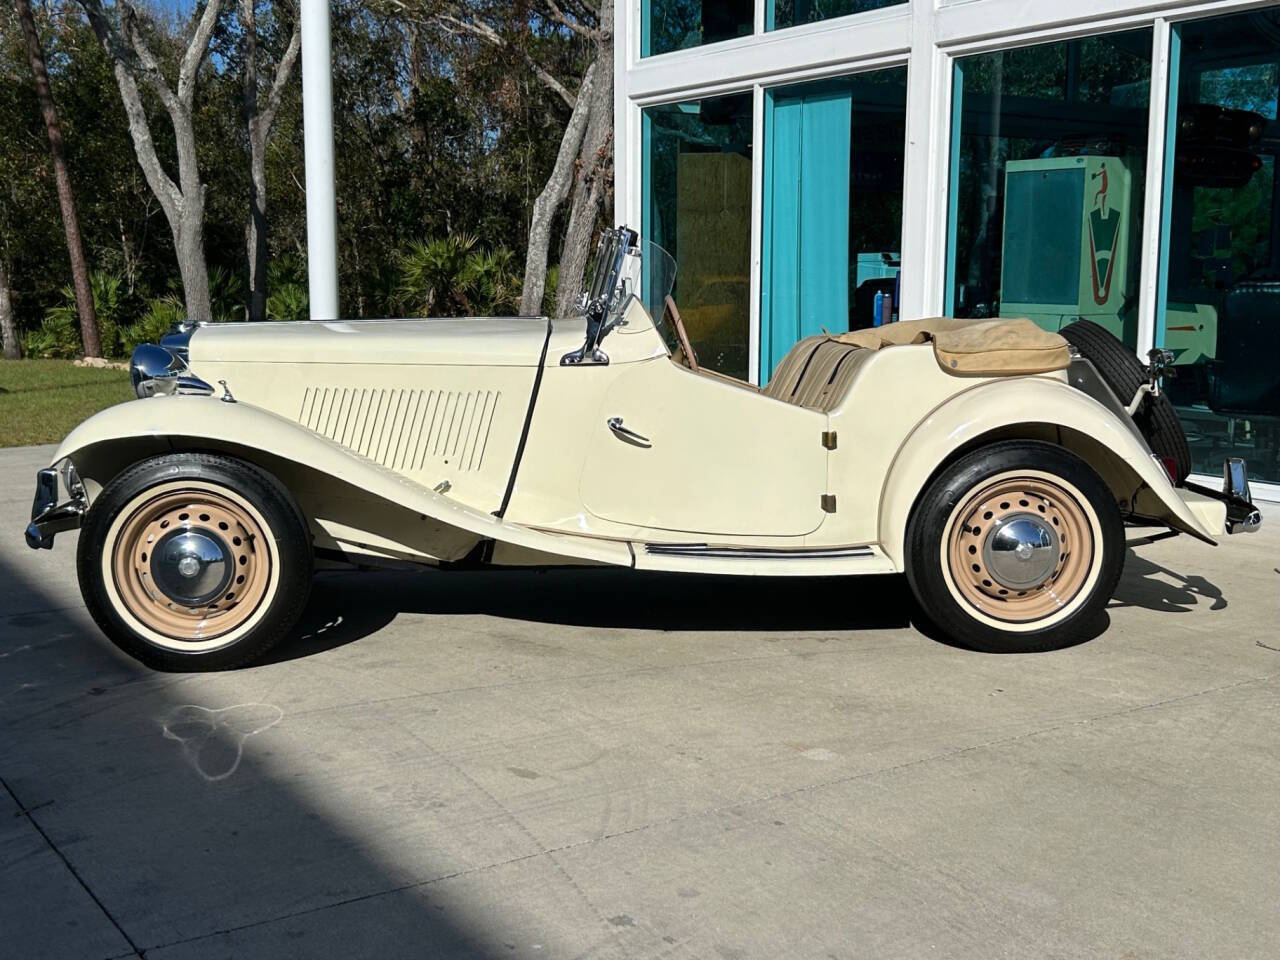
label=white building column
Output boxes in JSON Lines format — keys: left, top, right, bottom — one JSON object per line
{"left": 897, "top": 0, "right": 948, "bottom": 321}
{"left": 301, "top": 0, "right": 339, "bottom": 320}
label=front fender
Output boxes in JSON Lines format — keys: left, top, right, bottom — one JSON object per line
{"left": 51, "top": 397, "right": 631, "bottom": 567}
{"left": 877, "top": 377, "right": 1220, "bottom": 567}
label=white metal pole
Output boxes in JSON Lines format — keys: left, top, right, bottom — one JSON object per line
{"left": 301, "top": 0, "right": 339, "bottom": 320}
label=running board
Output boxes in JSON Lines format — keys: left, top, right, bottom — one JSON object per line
{"left": 636, "top": 542, "right": 896, "bottom": 576}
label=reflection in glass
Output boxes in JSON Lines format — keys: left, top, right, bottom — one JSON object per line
{"left": 1162, "top": 11, "right": 1280, "bottom": 483}
{"left": 770, "top": 0, "right": 905, "bottom": 31}
{"left": 947, "top": 31, "right": 1152, "bottom": 351}
{"left": 643, "top": 94, "right": 754, "bottom": 379}
{"left": 761, "top": 68, "right": 906, "bottom": 381}
{"left": 643, "top": 0, "right": 753, "bottom": 57}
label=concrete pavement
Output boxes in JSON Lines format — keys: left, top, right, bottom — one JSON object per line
{"left": 1, "top": 442, "right": 1277, "bottom": 959}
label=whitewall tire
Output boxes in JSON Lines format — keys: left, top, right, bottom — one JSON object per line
{"left": 905, "top": 441, "right": 1124, "bottom": 653}
{"left": 77, "top": 453, "right": 312, "bottom": 671}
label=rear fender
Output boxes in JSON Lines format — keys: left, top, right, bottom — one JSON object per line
{"left": 877, "top": 378, "right": 1220, "bottom": 568}
{"left": 51, "top": 398, "right": 631, "bottom": 567}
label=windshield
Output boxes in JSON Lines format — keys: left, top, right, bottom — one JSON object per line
{"left": 639, "top": 240, "right": 677, "bottom": 330}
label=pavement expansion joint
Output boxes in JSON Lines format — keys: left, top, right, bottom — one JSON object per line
{"left": 1, "top": 774, "right": 143, "bottom": 957}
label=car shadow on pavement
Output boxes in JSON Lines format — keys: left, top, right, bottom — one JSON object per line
{"left": 0, "top": 553, "right": 547, "bottom": 959}
{"left": 1110, "top": 547, "right": 1228, "bottom": 614}
{"left": 267, "top": 567, "right": 917, "bottom": 665}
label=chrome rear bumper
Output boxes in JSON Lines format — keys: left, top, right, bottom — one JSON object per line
{"left": 25, "top": 466, "right": 88, "bottom": 550}
{"left": 1184, "top": 457, "right": 1262, "bottom": 535}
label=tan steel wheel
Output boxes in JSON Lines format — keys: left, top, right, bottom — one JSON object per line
{"left": 943, "top": 473, "right": 1096, "bottom": 625}
{"left": 107, "top": 488, "right": 273, "bottom": 646}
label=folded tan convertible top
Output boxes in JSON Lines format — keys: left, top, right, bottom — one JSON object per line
{"left": 833, "top": 316, "right": 1071, "bottom": 376}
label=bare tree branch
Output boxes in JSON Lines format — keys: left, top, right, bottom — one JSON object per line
{"left": 261, "top": 5, "right": 302, "bottom": 134}
{"left": 79, "top": 0, "right": 182, "bottom": 216}
{"left": 435, "top": 12, "right": 577, "bottom": 110}
{"left": 543, "top": 1, "right": 598, "bottom": 42}
{"left": 178, "top": 0, "right": 224, "bottom": 106}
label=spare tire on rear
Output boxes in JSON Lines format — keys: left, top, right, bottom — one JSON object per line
{"left": 1061, "top": 319, "right": 1192, "bottom": 483}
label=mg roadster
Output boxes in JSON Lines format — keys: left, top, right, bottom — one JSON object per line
{"left": 25, "top": 228, "right": 1261, "bottom": 670}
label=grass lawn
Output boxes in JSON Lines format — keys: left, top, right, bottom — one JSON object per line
{"left": 0, "top": 359, "right": 132, "bottom": 447}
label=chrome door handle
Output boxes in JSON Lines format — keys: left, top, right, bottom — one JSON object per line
{"left": 607, "top": 417, "right": 651, "bottom": 447}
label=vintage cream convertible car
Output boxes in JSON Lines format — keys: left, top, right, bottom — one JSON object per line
{"left": 25, "top": 228, "right": 1261, "bottom": 670}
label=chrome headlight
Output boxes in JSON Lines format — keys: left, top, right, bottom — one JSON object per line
{"left": 130, "top": 343, "right": 180, "bottom": 397}
{"left": 58, "top": 457, "right": 84, "bottom": 499}
{"left": 130, "top": 341, "right": 213, "bottom": 398}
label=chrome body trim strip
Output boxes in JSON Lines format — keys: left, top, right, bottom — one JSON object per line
{"left": 644, "top": 543, "right": 875, "bottom": 559}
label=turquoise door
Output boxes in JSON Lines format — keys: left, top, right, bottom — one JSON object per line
{"left": 760, "top": 85, "right": 852, "bottom": 384}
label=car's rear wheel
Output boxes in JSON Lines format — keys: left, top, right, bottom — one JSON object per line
{"left": 905, "top": 441, "right": 1124, "bottom": 653}
{"left": 78, "top": 453, "right": 312, "bottom": 671}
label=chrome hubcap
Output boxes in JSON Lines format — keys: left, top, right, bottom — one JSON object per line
{"left": 150, "top": 529, "right": 233, "bottom": 606}
{"left": 982, "top": 514, "right": 1060, "bottom": 590}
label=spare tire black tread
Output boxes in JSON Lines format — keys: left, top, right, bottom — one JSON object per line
{"left": 1061, "top": 320, "right": 1192, "bottom": 483}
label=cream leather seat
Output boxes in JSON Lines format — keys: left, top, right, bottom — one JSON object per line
{"left": 762, "top": 336, "right": 873, "bottom": 413}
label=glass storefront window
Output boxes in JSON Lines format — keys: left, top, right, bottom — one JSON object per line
{"left": 1161, "top": 11, "right": 1280, "bottom": 484}
{"left": 643, "top": 0, "right": 753, "bottom": 57}
{"left": 761, "top": 68, "right": 906, "bottom": 382}
{"left": 769, "top": 0, "right": 905, "bottom": 32}
{"left": 946, "top": 31, "right": 1153, "bottom": 350}
{"left": 643, "top": 94, "right": 754, "bottom": 379}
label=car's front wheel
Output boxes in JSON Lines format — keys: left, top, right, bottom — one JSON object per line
{"left": 77, "top": 453, "right": 312, "bottom": 671}
{"left": 905, "top": 440, "right": 1124, "bottom": 653}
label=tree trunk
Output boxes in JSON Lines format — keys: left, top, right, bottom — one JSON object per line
{"left": 555, "top": 6, "right": 614, "bottom": 319}
{"left": 240, "top": 0, "right": 301, "bottom": 323}
{"left": 175, "top": 198, "right": 213, "bottom": 325}
{"left": 17, "top": 0, "right": 101, "bottom": 357}
{"left": 519, "top": 60, "right": 597, "bottom": 315}
{"left": 0, "top": 258, "right": 20, "bottom": 360}
{"left": 246, "top": 141, "right": 269, "bottom": 321}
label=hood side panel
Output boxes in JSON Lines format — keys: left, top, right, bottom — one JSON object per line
{"left": 184, "top": 360, "right": 536, "bottom": 515}
{"left": 191, "top": 316, "right": 552, "bottom": 366}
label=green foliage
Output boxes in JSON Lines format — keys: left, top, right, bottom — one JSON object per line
{"left": 39, "top": 271, "right": 131, "bottom": 357}
{"left": 398, "top": 234, "right": 479, "bottom": 315}
{"left": 22, "top": 312, "right": 79, "bottom": 360}
{"left": 264, "top": 255, "right": 309, "bottom": 321}
{"left": 209, "top": 266, "right": 246, "bottom": 324}
{"left": 121, "top": 295, "right": 186, "bottom": 356}
{"left": 467, "top": 247, "right": 521, "bottom": 316}
{"left": 266, "top": 282, "right": 309, "bottom": 322}
{"left": 397, "top": 235, "right": 522, "bottom": 317}
{"left": 541, "top": 264, "right": 560, "bottom": 318}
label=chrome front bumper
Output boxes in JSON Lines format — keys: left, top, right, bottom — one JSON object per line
{"left": 25, "top": 466, "right": 88, "bottom": 550}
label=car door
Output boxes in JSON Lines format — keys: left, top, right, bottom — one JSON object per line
{"left": 579, "top": 358, "right": 828, "bottom": 537}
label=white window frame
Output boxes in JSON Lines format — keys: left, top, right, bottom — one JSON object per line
{"left": 617, "top": 0, "right": 1280, "bottom": 499}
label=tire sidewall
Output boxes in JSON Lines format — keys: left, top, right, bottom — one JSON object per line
{"left": 906, "top": 441, "right": 1124, "bottom": 653}
{"left": 77, "top": 454, "right": 312, "bottom": 671}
